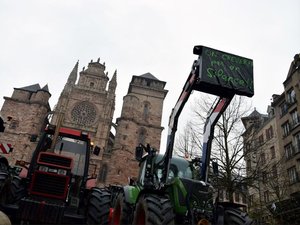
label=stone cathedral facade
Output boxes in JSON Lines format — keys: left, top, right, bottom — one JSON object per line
{"left": 50, "top": 59, "right": 117, "bottom": 177}
{"left": 0, "top": 59, "right": 168, "bottom": 186}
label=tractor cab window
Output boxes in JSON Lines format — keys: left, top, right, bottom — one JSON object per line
{"left": 54, "top": 136, "right": 87, "bottom": 176}
{"left": 168, "top": 162, "right": 193, "bottom": 180}
{"left": 169, "top": 157, "right": 193, "bottom": 180}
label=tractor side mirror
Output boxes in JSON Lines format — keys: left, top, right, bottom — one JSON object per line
{"left": 135, "top": 146, "right": 143, "bottom": 162}
{"left": 93, "top": 146, "right": 101, "bottom": 156}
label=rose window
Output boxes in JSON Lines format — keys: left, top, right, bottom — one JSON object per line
{"left": 71, "top": 101, "right": 96, "bottom": 125}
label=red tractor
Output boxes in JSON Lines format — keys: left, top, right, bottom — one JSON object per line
{"left": 0, "top": 124, "right": 111, "bottom": 224}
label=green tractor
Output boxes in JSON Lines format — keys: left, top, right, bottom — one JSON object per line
{"left": 109, "top": 46, "right": 255, "bottom": 225}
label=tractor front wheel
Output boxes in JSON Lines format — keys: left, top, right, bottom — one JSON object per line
{"left": 132, "top": 194, "right": 175, "bottom": 225}
{"left": 0, "top": 176, "right": 26, "bottom": 204}
{"left": 0, "top": 172, "right": 9, "bottom": 201}
{"left": 87, "top": 188, "right": 111, "bottom": 225}
{"left": 9, "top": 176, "right": 27, "bottom": 203}
{"left": 223, "top": 207, "right": 254, "bottom": 225}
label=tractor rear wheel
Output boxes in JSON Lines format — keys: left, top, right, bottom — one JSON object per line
{"left": 111, "top": 192, "right": 133, "bottom": 225}
{"left": 132, "top": 194, "right": 175, "bottom": 225}
{"left": 87, "top": 188, "right": 111, "bottom": 225}
{"left": 224, "top": 207, "right": 254, "bottom": 225}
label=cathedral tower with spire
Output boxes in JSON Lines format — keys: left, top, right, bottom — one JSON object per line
{"left": 51, "top": 59, "right": 117, "bottom": 173}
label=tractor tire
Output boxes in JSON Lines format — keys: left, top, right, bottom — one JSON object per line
{"left": 224, "top": 207, "right": 254, "bottom": 225}
{"left": 87, "top": 188, "right": 111, "bottom": 225}
{"left": 0, "top": 176, "right": 26, "bottom": 204}
{"left": 0, "top": 172, "right": 9, "bottom": 204}
{"left": 0, "top": 172, "right": 9, "bottom": 192}
{"left": 111, "top": 192, "right": 133, "bottom": 225}
{"left": 132, "top": 194, "right": 175, "bottom": 225}
{"left": 8, "top": 176, "right": 27, "bottom": 203}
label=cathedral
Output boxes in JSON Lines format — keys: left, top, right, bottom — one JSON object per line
{"left": 0, "top": 59, "right": 168, "bottom": 186}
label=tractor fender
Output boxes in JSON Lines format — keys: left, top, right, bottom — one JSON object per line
{"left": 18, "top": 167, "right": 28, "bottom": 178}
{"left": 86, "top": 178, "right": 97, "bottom": 189}
{"left": 217, "top": 201, "right": 247, "bottom": 209}
{"left": 123, "top": 185, "right": 140, "bottom": 205}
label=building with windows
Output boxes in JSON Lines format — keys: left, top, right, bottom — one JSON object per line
{"left": 242, "top": 108, "right": 282, "bottom": 224}
{"left": 269, "top": 53, "right": 300, "bottom": 223}
{"left": 243, "top": 53, "right": 300, "bottom": 224}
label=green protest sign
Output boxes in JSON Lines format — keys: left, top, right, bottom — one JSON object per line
{"left": 193, "top": 46, "right": 254, "bottom": 97}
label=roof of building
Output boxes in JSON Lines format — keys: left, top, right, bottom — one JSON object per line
{"left": 18, "top": 83, "right": 41, "bottom": 92}
{"left": 248, "top": 109, "right": 261, "bottom": 118}
{"left": 139, "top": 72, "right": 159, "bottom": 81}
{"left": 41, "top": 84, "right": 50, "bottom": 92}
{"left": 16, "top": 83, "right": 50, "bottom": 93}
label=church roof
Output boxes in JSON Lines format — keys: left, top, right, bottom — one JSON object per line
{"left": 16, "top": 83, "right": 50, "bottom": 93}
{"left": 42, "top": 84, "right": 50, "bottom": 92}
{"left": 139, "top": 72, "right": 159, "bottom": 81}
{"left": 18, "top": 83, "right": 41, "bottom": 92}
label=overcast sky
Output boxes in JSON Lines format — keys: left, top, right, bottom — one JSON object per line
{"left": 1, "top": 0, "right": 299, "bottom": 152}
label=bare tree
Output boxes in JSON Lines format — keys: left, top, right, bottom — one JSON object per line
{"left": 175, "top": 93, "right": 255, "bottom": 203}
{"left": 175, "top": 121, "right": 202, "bottom": 158}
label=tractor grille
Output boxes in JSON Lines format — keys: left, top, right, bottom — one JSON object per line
{"left": 180, "top": 178, "right": 213, "bottom": 210}
{"left": 19, "top": 197, "right": 65, "bottom": 224}
{"left": 38, "top": 152, "right": 72, "bottom": 169}
{"left": 30, "top": 171, "right": 69, "bottom": 200}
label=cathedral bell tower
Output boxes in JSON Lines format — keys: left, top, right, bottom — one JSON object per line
{"left": 0, "top": 84, "right": 51, "bottom": 163}
{"left": 100, "top": 72, "right": 168, "bottom": 185}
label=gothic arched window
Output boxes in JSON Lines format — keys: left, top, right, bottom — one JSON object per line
{"left": 138, "top": 127, "right": 147, "bottom": 145}
{"left": 143, "top": 102, "right": 150, "bottom": 121}
{"left": 99, "top": 164, "right": 108, "bottom": 182}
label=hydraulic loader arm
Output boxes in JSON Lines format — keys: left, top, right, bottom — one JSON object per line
{"left": 161, "top": 60, "right": 200, "bottom": 183}
{"left": 200, "top": 95, "right": 233, "bottom": 182}
{"left": 161, "top": 45, "right": 253, "bottom": 184}
{"left": 161, "top": 64, "right": 233, "bottom": 183}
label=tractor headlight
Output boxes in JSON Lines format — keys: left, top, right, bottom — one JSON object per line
{"left": 39, "top": 166, "right": 48, "bottom": 172}
{"left": 48, "top": 168, "right": 58, "bottom": 173}
{"left": 57, "top": 169, "right": 67, "bottom": 175}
